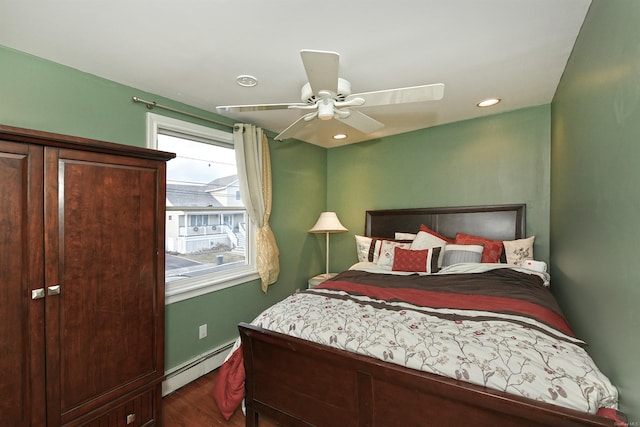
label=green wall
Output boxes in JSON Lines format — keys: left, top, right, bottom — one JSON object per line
{"left": 6, "top": 22, "right": 635, "bottom": 420}
{"left": 551, "top": 0, "right": 640, "bottom": 421}
{"left": 0, "top": 45, "right": 327, "bottom": 371}
{"left": 327, "top": 105, "right": 551, "bottom": 273}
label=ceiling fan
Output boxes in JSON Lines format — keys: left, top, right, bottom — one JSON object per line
{"left": 216, "top": 50, "right": 445, "bottom": 141}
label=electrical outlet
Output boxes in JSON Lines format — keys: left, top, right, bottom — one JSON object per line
{"left": 198, "top": 324, "right": 207, "bottom": 339}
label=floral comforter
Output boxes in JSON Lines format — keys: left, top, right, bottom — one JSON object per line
{"left": 213, "top": 264, "right": 619, "bottom": 419}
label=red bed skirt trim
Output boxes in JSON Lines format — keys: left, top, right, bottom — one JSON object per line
{"left": 596, "top": 408, "right": 628, "bottom": 426}
{"left": 212, "top": 346, "right": 245, "bottom": 420}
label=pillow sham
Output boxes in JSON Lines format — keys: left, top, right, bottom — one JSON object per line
{"left": 392, "top": 247, "right": 441, "bottom": 273}
{"left": 419, "top": 224, "right": 455, "bottom": 244}
{"left": 395, "top": 232, "right": 417, "bottom": 240}
{"left": 502, "top": 236, "right": 536, "bottom": 265}
{"left": 455, "top": 232, "right": 502, "bottom": 263}
{"left": 409, "top": 230, "right": 447, "bottom": 250}
{"left": 355, "top": 235, "right": 377, "bottom": 262}
{"left": 376, "top": 240, "right": 412, "bottom": 270}
{"left": 441, "top": 244, "right": 484, "bottom": 267}
{"left": 503, "top": 236, "right": 535, "bottom": 265}
{"left": 355, "top": 235, "right": 412, "bottom": 263}
{"left": 409, "top": 230, "right": 447, "bottom": 267}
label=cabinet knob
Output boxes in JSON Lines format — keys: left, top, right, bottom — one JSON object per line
{"left": 126, "top": 413, "right": 136, "bottom": 424}
{"left": 31, "top": 288, "right": 45, "bottom": 300}
{"left": 47, "top": 285, "right": 61, "bottom": 296}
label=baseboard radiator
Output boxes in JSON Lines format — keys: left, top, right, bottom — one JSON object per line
{"left": 162, "top": 340, "right": 235, "bottom": 396}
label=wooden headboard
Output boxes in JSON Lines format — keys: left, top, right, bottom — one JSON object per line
{"left": 365, "top": 204, "right": 525, "bottom": 241}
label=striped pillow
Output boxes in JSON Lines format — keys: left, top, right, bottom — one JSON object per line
{"left": 441, "top": 244, "right": 484, "bottom": 267}
{"left": 455, "top": 233, "right": 503, "bottom": 263}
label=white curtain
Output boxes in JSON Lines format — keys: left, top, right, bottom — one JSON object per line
{"left": 234, "top": 124, "right": 280, "bottom": 292}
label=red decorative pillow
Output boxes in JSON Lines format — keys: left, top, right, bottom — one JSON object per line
{"left": 392, "top": 247, "right": 440, "bottom": 273}
{"left": 419, "top": 224, "right": 455, "bottom": 244}
{"left": 455, "top": 232, "right": 503, "bottom": 263}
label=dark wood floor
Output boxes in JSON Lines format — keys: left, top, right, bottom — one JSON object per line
{"left": 162, "top": 369, "right": 279, "bottom": 427}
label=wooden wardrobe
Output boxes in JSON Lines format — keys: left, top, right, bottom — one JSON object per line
{"left": 0, "top": 125, "right": 174, "bottom": 426}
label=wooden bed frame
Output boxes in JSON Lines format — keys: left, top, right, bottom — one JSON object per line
{"left": 238, "top": 204, "right": 616, "bottom": 427}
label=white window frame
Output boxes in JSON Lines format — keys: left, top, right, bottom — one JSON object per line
{"left": 146, "top": 113, "right": 259, "bottom": 304}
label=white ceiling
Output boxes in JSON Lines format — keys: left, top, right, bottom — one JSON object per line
{"left": 0, "top": 0, "right": 591, "bottom": 148}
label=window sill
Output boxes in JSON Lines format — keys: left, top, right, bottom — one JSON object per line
{"left": 165, "top": 269, "right": 260, "bottom": 304}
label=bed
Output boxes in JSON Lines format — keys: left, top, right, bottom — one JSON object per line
{"left": 214, "top": 204, "right": 625, "bottom": 426}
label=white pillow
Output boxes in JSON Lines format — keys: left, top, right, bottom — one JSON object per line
{"left": 395, "top": 232, "right": 417, "bottom": 240}
{"left": 376, "top": 240, "right": 411, "bottom": 270}
{"left": 503, "top": 236, "right": 535, "bottom": 265}
{"left": 410, "top": 230, "right": 447, "bottom": 250}
{"left": 522, "top": 259, "right": 547, "bottom": 272}
{"left": 355, "top": 235, "right": 378, "bottom": 262}
{"left": 355, "top": 235, "right": 410, "bottom": 263}
{"left": 410, "top": 230, "right": 447, "bottom": 267}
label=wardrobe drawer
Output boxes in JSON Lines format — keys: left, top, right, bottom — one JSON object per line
{"left": 68, "top": 387, "right": 158, "bottom": 427}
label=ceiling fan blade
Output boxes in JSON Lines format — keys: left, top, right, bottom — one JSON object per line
{"left": 347, "top": 83, "right": 445, "bottom": 107}
{"left": 274, "top": 114, "right": 314, "bottom": 141}
{"left": 216, "top": 102, "right": 306, "bottom": 113}
{"left": 336, "top": 110, "right": 384, "bottom": 134}
{"left": 300, "top": 50, "right": 340, "bottom": 94}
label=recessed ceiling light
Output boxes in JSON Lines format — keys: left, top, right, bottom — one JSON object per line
{"left": 477, "top": 98, "right": 501, "bottom": 108}
{"left": 332, "top": 134, "right": 348, "bottom": 140}
{"left": 236, "top": 75, "right": 258, "bottom": 87}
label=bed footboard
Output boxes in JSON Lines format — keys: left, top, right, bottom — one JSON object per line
{"left": 239, "top": 323, "right": 615, "bottom": 427}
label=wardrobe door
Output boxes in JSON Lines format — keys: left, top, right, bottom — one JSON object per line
{"left": 44, "top": 147, "right": 165, "bottom": 425}
{"left": 0, "top": 141, "right": 45, "bottom": 426}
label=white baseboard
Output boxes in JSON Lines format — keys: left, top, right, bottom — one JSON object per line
{"left": 162, "top": 340, "right": 235, "bottom": 396}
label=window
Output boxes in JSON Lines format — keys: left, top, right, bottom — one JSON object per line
{"left": 147, "top": 113, "right": 258, "bottom": 303}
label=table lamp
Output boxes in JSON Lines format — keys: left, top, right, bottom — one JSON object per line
{"left": 309, "top": 212, "right": 348, "bottom": 278}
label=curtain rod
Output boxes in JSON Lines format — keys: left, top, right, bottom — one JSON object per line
{"left": 132, "top": 96, "right": 235, "bottom": 129}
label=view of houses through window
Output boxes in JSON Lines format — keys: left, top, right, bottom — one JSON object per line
{"left": 158, "top": 131, "right": 249, "bottom": 284}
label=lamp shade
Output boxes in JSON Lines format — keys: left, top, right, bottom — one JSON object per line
{"left": 308, "top": 212, "right": 347, "bottom": 233}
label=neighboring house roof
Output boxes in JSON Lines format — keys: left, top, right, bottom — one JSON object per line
{"left": 167, "top": 175, "right": 239, "bottom": 207}
{"left": 166, "top": 183, "right": 223, "bottom": 207}
{"left": 204, "top": 174, "right": 239, "bottom": 193}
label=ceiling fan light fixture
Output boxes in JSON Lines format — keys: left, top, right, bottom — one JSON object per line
{"left": 236, "top": 75, "right": 258, "bottom": 87}
{"left": 477, "top": 98, "right": 501, "bottom": 108}
{"left": 317, "top": 99, "right": 334, "bottom": 120}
